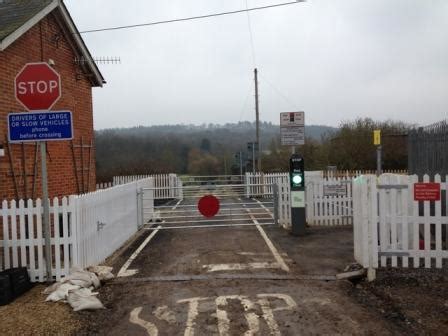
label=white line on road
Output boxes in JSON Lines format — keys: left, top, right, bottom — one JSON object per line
{"left": 202, "top": 262, "right": 280, "bottom": 272}
{"left": 117, "top": 225, "right": 161, "bottom": 277}
{"left": 255, "top": 224, "right": 290, "bottom": 272}
{"left": 129, "top": 307, "right": 159, "bottom": 336}
{"left": 252, "top": 197, "right": 274, "bottom": 219}
{"left": 177, "top": 297, "right": 209, "bottom": 336}
{"left": 237, "top": 252, "right": 288, "bottom": 256}
{"left": 118, "top": 199, "right": 182, "bottom": 277}
{"left": 241, "top": 198, "right": 290, "bottom": 272}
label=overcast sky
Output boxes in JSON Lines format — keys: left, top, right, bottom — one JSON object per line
{"left": 65, "top": 0, "right": 448, "bottom": 129}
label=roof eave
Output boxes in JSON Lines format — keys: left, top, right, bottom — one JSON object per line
{"left": 0, "top": 0, "right": 105, "bottom": 87}
{"left": 57, "top": 1, "right": 105, "bottom": 87}
{"left": 0, "top": 0, "right": 59, "bottom": 51}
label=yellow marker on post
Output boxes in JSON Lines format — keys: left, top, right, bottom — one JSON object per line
{"left": 373, "top": 130, "right": 382, "bottom": 176}
{"left": 373, "top": 130, "right": 381, "bottom": 146}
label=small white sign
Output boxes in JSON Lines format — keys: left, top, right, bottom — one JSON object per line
{"left": 291, "top": 191, "right": 305, "bottom": 208}
{"left": 281, "top": 126, "right": 305, "bottom": 146}
{"left": 323, "top": 185, "right": 347, "bottom": 197}
{"left": 280, "top": 112, "right": 304, "bottom": 126}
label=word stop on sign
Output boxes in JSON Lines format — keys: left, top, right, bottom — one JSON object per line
{"left": 17, "top": 80, "right": 59, "bottom": 94}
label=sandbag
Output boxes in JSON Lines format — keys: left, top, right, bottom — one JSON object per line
{"left": 87, "top": 266, "right": 114, "bottom": 282}
{"left": 43, "top": 282, "right": 61, "bottom": 295}
{"left": 45, "top": 283, "right": 80, "bottom": 302}
{"left": 67, "top": 288, "right": 104, "bottom": 311}
{"left": 63, "top": 270, "right": 100, "bottom": 288}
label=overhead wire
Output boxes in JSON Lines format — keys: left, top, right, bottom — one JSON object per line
{"left": 245, "top": 0, "right": 257, "bottom": 67}
{"left": 238, "top": 84, "right": 253, "bottom": 122}
{"left": 259, "top": 73, "right": 300, "bottom": 110}
{"left": 78, "top": 1, "right": 303, "bottom": 34}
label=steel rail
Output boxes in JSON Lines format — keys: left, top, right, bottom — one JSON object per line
{"left": 158, "top": 217, "right": 274, "bottom": 225}
{"left": 151, "top": 202, "right": 274, "bottom": 209}
{"left": 149, "top": 212, "right": 274, "bottom": 220}
{"left": 143, "top": 222, "right": 275, "bottom": 230}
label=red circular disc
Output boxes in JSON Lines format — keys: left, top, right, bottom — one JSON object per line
{"left": 198, "top": 195, "right": 220, "bottom": 218}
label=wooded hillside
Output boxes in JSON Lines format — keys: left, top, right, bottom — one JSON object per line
{"left": 95, "top": 119, "right": 411, "bottom": 181}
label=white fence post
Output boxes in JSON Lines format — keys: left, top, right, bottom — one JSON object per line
{"left": 0, "top": 176, "right": 156, "bottom": 282}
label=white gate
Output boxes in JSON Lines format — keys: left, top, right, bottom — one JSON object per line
{"left": 142, "top": 183, "right": 279, "bottom": 230}
{"left": 353, "top": 174, "right": 448, "bottom": 272}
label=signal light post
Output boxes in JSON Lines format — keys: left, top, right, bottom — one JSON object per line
{"left": 289, "top": 154, "right": 306, "bottom": 236}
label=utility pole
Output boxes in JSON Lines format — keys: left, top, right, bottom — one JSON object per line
{"left": 376, "top": 145, "right": 382, "bottom": 176}
{"left": 224, "top": 156, "right": 227, "bottom": 175}
{"left": 252, "top": 144, "right": 255, "bottom": 174}
{"left": 254, "top": 68, "right": 261, "bottom": 172}
{"left": 239, "top": 151, "right": 243, "bottom": 176}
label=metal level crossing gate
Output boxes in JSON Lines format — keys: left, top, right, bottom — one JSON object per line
{"left": 142, "top": 183, "right": 279, "bottom": 230}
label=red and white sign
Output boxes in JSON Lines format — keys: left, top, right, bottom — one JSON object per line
{"left": 198, "top": 195, "right": 220, "bottom": 218}
{"left": 15, "top": 62, "right": 61, "bottom": 111}
{"left": 414, "top": 183, "right": 441, "bottom": 201}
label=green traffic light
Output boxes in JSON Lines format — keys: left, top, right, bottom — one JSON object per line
{"left": 292, "top": 174, "right": 303, "bottom": 185}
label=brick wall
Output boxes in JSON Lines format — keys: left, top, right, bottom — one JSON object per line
{"left": 0, "top": 13, "right": 97, "bottom": 201}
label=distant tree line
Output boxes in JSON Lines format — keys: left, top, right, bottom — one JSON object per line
{"left": 261, "top": 118, "right": 411, "bottom": 173}
{"left": 95, "top": 119, "right": 411, "bottom": 182}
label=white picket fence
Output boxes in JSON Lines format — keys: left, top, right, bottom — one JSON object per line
{"left": 245, "top": 172, "right": 353, "bottom": 226}
{"left": 354, "top": 174, "right": 448, "bottom": 272}
{"left": 113, "top": 174, "right": 182, "bottom": 199}
{"left": 306, "top": 177, "right": 353, "bottom": 226}
{"left": 0, "top": 197, "right": 75, "bottom": 283}
{"left": 96, "top": 182, "right": 113, "bottom": 190}
{"left": 0, "top": 178, "right": 154, "bottom": 282}
{"left": 325, "top": 169, "right": 407, "bottom": 179}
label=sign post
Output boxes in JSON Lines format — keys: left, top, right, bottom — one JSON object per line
{"left": 282, "top": 112, "right": 306, "bottom": 235}
{"left": 40, "top": 142, "right": 51, "bottom": 282}
{"left": 289, "top": 154, "right": 306, "bottom": 236}
{"left": 234, "top": 151, "right": 245, "bottom": 176}
{"left": 373, "top": 130, "right": 382, "bottom": 176}
{"left": 12, "top": 62, "right": 65, "bottom": 282}
{"left": 247, "top": 142, "right": 258, "bottom": 174}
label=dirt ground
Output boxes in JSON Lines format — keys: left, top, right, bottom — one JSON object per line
{"left": 2, "top": 216, "right": 447, "bottom": 334}
{"left": 350, "top": 267, "right": 448, "bottom": 335}
{"left": 0, "top": 284, "right": 82, "bottom": 335}
{"left": 74, "top": 223, "right": 396, "bottom": 335}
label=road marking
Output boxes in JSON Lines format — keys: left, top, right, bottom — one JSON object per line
{"left": 237, "top": 252, "right": 288, "bottom": 256}
{"left": 255, "top": 224, "right": 290, "bottom": 272}
{"left": 236, "top": 252, "right": 293, "bottom": 263}
{"left": 153, "top": 305, "right": 176, "bottom": 324}
{"left": 133, "top": 293, "right": 298, "bottom": 335}
{"left": 129, "top": 307, "right": 158, "bottom": 336}
{"left": 118, "top": 199, "right": 182, "bottom": 277}
{"left": 215, "top": 295, "right": 259, "bottom": 336}
{"left": 257, "top": 294, "right": 297, "bottom": 336}
{"left": 242, "top": 198, "right": 289, "bottom": 272}
{"left": 208, "top": 197, "right": 289, "bottom": 273}
{"left": 178, "top": 297, "right": 209, "bottom": 336}
{"left": 117, "top": 225, "right": 161, "bottom": 277}
{"left": 252, "top": 198, "right": 274, "bottom": 219}
{"left": 172, "top": 198, "right": 183, "bottom": 210}
{"left": 203, "top": 262, "right": 280, "bottom": 272}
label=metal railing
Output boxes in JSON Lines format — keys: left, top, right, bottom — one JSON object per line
{"left": 141, "top": 183, "right": 278, "bottom": 230}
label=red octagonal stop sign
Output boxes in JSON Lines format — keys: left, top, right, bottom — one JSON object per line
{"left": 15, "top": 62, "right": 61, "bottom": 111}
